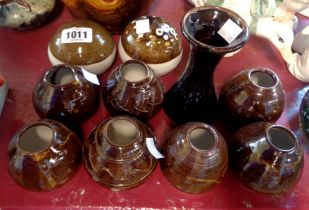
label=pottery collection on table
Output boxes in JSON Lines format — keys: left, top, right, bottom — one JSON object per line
{"left": 2, "top": 0, "right": 306, "bottom": 199}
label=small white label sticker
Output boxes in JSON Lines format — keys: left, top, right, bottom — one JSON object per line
{"left": 82, "top": 69, "right": 100, "bottom": 85}
{"left": 135, "top": 19, "right": 150, "bottom": 34}
{"left": 217, "top": 19, "right": 243, "bottom": 44}
{"left": 146, "top": 138, "right": 164, "bottom": 159}
{"left": 61, "top": 27, "right": 93, "bottom": 43}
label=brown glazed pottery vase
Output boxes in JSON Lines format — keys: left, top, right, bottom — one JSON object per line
{"left": 83, "top": 115, "right": 158, "bottom": 190}
{"left": 160, "top": 122, "right": 228, "bottom": 194}
{"left": 8, "top": 119, "right": 82, "bottom": 191}
{"left": 219, "top": 67, "right": 285, "bottom": 124}
{"left": 48, "top": 19, "right": 116, "bottom": 75}
{"left": 61, "top": 0, "right": 153, "bottom": 34}
{"left": 229, "top": 122, "right": 304, "bottom": 194}
{"left": 102, "top": 60, "right": 164, "bottom": 119}
{"left": 119, "top": 16, "right": 183, "bottom": 76}
{"left": 32, "top": 64, "right": 100, "bottom": 126}
{"left": 0, "top": 0, "right": 56, "bottom": 29}
{"left": 163, "top": 6, "right": 249, "bottom": 124}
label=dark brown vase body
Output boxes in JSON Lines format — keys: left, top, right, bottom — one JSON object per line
{"left": 33, "top": 64, "right": 100, "bottom": 126}
{"left": 160, "top": 122, "right": 228, "bottom": 194}
{"left": 229, "top": 122, "right": 304, "bottom": 194}
{"left": 219, "top": 68, "right": 285, "bottom": 124}
{"left": 102, "top": 60, "right": 164, "bottom": 119}
{"left": 8, "top": 119, "right": 82, "bottom": 191}
{"left": 83, "top": 115, "right": 158, "bottom": 190}
{"left": 163, "top": 6, "right": 249, "bottom": 124}
{"left": 61, "top": 0, "right": 153, "bottom": 34}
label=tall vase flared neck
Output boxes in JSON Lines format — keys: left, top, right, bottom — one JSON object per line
{"left": 181, "top": 6, "right": 249, "bottom": 55}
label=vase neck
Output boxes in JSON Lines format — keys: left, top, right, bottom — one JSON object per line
{"left": 184, "top": 45, "right": 223, "bottom": 79}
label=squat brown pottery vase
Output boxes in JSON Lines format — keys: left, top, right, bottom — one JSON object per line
{"left": 8, "top": 119, "right": 82, "bottom": 191}
{"left": 102, "top": 60, "right": 164, "bottom": 119}
{"left": 61, "top": 0, "right": 153, "bottom": 34}
{"left": 33, "top": 64, "right": 100, "bottom": 126}
{"left": 83, "top": 115, "right": 158, "bottom": 190}
{"left": 163, "top": 6, "right": 249, "bottom": 124}
{"left": 48, "top": 19, "right": 116, "bottom": 75}
{"left": 160, "top": 122, "right": 228, "bottom": 194}
{"left": 229, "top": 122, "right": 304, "bottom": 194}
{"left": 219, "top": 68, "right": 285, "bottom": 124}
{"left": 119, "top": 16, "right": 183, "bottom": 76}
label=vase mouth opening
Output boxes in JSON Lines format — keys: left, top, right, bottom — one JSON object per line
{"left": 46, "top": 65, "right": 74, "bottom": 86}
{"left": 121, "top": 60, "right": 150, "bottom": 83}
{"left": 106, "top": 118, "right": 138, "bottom": 147}
{"left": 181, "top": 6, "right": 249, "bottom": 53}
{"left": 188, "top": 126, "right": 217, "bottom": 151}
{"left": 249, "top": 68, "right": 278, "bottom": 88}
{"left": 266, "top": 126, "right": 296, "bottom": 152}
{"left": 17, "top": 124, "right": 53, "bottom": 153}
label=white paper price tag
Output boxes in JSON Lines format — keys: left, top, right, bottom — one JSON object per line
{"left": 217, "top": 19, "right": 243, "bottom": 44}
{"left": 61, "top": 27, "right": 93, "bottom": 43}
{"left": 82, "top": 69, "right": 100, "bottom": 85}
{"left": 146, "top": 138, "right": 164, "bottom": 159}
{"left": 135, "top": 19, "right": 150, "bottom": 34}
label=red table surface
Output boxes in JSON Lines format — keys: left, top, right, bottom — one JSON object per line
{"left": 1, "top": 0, "right": 309, "bottom": 209}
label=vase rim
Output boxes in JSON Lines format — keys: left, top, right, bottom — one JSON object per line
{"left": 118, "top": 59, "right": 153, "bottom": 87}
{"left": 103, "top": 115, "right": 141, "bottom": 148}
{"left": 266, "top": 125, "right": 297, "bottom": 152}
{"left": 16, "top": 120, "right": 54, "bottom": 156}
{"left": 248, "top": 67, "right": 279, "bottom": 89}
{"left": 181, "top": 6, "right": 249, "bottom": 54}
{"left": 43, "top": 64, "right": 77, "bottom": 87}
{"left": 186, "top": 123, "right": 218, "bottom": 154}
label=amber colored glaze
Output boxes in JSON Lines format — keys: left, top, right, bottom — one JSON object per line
{"left": 83, "top": 115, "right": 158, "bottom": 190}
{"left": 8, "top": 119, "right": 82, "bottom": 191}
{"left": 160, "top": 122, "right": 228, "bottom": 194}
{"left": 61, "top": 0, "right": 153, "bottom": 34}
{"left": 120, "top": 16, "right": 182, "bottom": 64}
{"left": 32, "top": 64, "right": 100, "bottom": 126}
{"left": 229, "top": 122, "right": 304, "bottom": 194}
{"left": 49, "top": 19, "right": 115, "bottom": 66}
{"left": 163, "top": 6, "right": 249, "bottom": 124}
{"left": 219, "top": 68, "right": 285, "bottom": 124}
{"left": 102, "top": 60, "right": 164, "bottom": 119}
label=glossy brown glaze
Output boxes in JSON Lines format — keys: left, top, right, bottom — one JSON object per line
{"left": 8, "top": 119, "right": 82, "bottom": 191}
{"left": 61, "top": 0, "right": 153, "bottom": 34}
{"left": 0, "top": 0, "right": 55, "bottom": 29}
{"left": 160, "top": 122, "right": 228, "bottom": 194}
{"left": 48, "top": 19, "right": 115, "bottom": 66}
{"left": 102, "top": 60, "right": 164, "bottom": 119}
{"left": 120, "top": 16, "right": 182, "bottom": 64}
{"left": 163, "top": 6, "right": 249, "bottom": 124}
{"left": 219, "top": 68, "right": 285, "bottom": 124}
{"left": 83, "top": 115, "right": 158, "bottom": 190}
{"left": 229, "top": 122, "right": 304, "bottom": 194}
{"left": 32, "top": 64, "right": 100, "bottom": 126}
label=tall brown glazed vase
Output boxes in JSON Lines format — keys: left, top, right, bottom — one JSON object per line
{"left": 163, "top": 6, "right": 249, "bottom": 124}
